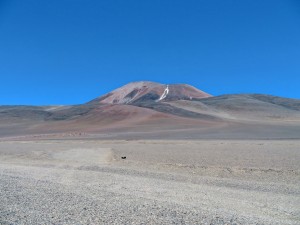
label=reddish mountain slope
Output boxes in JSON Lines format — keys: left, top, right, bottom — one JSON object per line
{"left": 90, "top": 81, "right": 211, "bottom": 104}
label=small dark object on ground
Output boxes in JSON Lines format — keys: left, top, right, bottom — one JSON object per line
{"left": 121, "top": 156, "right": 126, "bottom": 159}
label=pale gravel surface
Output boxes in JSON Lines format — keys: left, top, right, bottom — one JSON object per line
{"left": 0, "top": 140, "right": 300, "bottom": 225}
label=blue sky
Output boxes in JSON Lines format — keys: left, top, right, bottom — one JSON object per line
{"left": 0, "top": 0, "right": 300, "bottom": 105}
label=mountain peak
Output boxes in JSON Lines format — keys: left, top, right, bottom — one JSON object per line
{"left": 91, "top": 81, "right": 212, "bottom": 104}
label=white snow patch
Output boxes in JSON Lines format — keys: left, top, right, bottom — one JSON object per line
{"left": 157, "top": 85, "right": 169, "bottom": 101}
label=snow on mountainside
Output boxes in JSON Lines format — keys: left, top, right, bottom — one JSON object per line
{"left": 89, "top": 81, "right": 211, "bottom": 104}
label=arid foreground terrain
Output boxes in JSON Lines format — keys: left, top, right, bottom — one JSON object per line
{"left": 0, "top": 139, "right": 299, "bottom": 225}
{"left": 1, "top": 82, "right": 300, "bottom": 224}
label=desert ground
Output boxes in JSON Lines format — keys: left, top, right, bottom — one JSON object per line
{"left": 1, "top": 139, "right": 299, "bottom": 224}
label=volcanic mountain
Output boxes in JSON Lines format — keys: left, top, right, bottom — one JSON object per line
{"left": 1, "top": 81, "right": 300, "bottom": 139}
{"left": 90, "top": 81, "right": 211, "bottom": 104}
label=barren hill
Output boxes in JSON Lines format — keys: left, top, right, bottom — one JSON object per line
{"left": 1, "top": 82, "right": 300, "bottom": 139}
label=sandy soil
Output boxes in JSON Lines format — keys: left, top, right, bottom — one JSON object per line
{"left": 0, "top": 140, "right": 299, "bottom": 224}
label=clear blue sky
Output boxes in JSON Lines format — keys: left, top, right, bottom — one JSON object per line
{"left": 0, "top": 0, "right": 300, "bottom": 105}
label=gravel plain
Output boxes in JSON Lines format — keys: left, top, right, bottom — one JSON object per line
{"left": 0, "top": 140, "right": 300, "bottom": 225}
